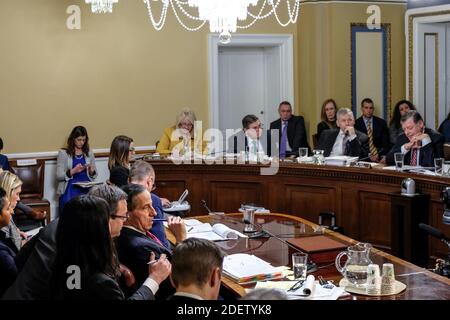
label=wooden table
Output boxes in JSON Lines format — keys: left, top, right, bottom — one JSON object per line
{"left": 150, "top": 159, "right": 450, "bottom": 261}
{"left": 168, "top": 213, "right": 450, "bottom": 300}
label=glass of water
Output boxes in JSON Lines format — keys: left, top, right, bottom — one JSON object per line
{"left": 313, "top": 149, "right": 325, "bottom": 165}
{"left": 434, "top": 158, "right": 444, "bottom": 175}
{"left": 394, "top": 153, "right": 404, "bottom": 171}
{"left": 298, "top": 147, "right": 308, "bottom": 159}
{"left": 292, "top": 252, "right": 308, "bottom": 281}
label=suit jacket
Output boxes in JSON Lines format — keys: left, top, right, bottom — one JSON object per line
{"left": 150, "top": 193, "right": 169, "bottom": 248}
{"left": 109, "top": 165, "right": 129, "bottom": 188}
{"left": 2, "top": 219, "right": 58, "bottom": 299}
{"left": 231, "top": 131, "right": 270, "bottom": 155}
{"left": 354, "top": 116, "right": 390, "bottom": 156}
{"left": 51, "top": 272, "right": 154, "bottom": 300}
{"left": 116, "top": 226, "right": 173, "bottom": 299}
{"left": 318, "top": 128, "right": 369, "bottom": 159}
{"left": 0, "top": 154, "right": 11, "bottom": 172}
{"left": 386, "top": 128, "right": 445, "bottom": 167}
{"left": 270, "top": 115, "right": 311, "bottom": 156}
{"left": 0, "top": 238, "right": 17, "bottom": 297}
{"left": 316, "top": 121, "right": 336, "bottom": 142}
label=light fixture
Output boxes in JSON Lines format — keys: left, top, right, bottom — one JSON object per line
{"left": 144, "top": 0, "right": 300, "bottom": 43}
{"left": 85, "top": 0, "right": 299, "bottom": 44}
{"left": 85, "top": 0, "right": 119, "bottom": 14}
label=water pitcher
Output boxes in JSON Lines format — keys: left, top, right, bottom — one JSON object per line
{"left": 335, "top": 242, "right": 373, "bottom": 287}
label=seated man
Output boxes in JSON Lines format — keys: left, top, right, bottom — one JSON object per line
{"left": 117, "top": 184, "right": 186, "bottom": 298}
{"left": 354, "top": 98, "right": 390, "bottom": 162}
{"left": 318, "top": 108, "right": 369, "bottom": 158}
{"left": 168, "top": 238, "right": 224, "bottom": 301}
{"left": 232, "top": 115, "right": 267, "bottom": 159}
{"left": 269, "top": 101, "right": 310, "bottom": 158}
{"left": 129, "top": 160, "right": 170, "bottom": 248}
{"left": 386, "top": 110, "right": 444, "bottom": 167}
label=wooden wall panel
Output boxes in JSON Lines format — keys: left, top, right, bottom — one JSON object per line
{"left": 283, "top": 184, "right": 336, "bottom": 222}
{"left": 358, "top": 192, "right": 392, "bottom": 250}
{"left": 208, "top": 181, "right": 264, "bottom": 213}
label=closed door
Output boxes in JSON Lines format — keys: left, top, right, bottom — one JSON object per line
{"left": 218, "top": 46, "right": 281, "bottom": 132}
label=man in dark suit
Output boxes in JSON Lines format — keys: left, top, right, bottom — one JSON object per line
{"left": 269, "top": 101, "right": 310, "bottom": 158}
{"left": 318, "top": 108, "right": 369, "bottom": 158}
{"left": 167, "top": 238, "right": 224, "bottom": 300}
{"left": 386, "top": 110, "right": 444, "bottom": 167}
{"left": 3, "top": 184, "right": 169, "bottom": 300}
{"left": 354, "top": 98, "right": 390, "bottom": 162}
{"left": 117, "top": 183, "right": 186, "bottom": 299}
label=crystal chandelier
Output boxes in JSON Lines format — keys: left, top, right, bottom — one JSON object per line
{"left": 143, "top": 0, "right": 300, "bottom": 43}
{"left": 85, "top": 0, "right": 119, "bottom": 13}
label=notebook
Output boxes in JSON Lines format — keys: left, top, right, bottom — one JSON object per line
{"left": 186, "top": 222, "right": 247, "bottom": 241}
{"left": 222, "top": 253, "right": 283, "bottom": 284}
{"left": 287, "top": 236, "right": 347, "bottom": 263}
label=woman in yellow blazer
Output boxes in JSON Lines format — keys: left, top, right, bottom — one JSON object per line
{"left": 156, "top": 108, "right": 207, "bottom": 155}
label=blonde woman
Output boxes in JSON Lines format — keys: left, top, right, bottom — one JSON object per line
{"left": 156, "top": 108, "right": 206, "bottom": 155}
{"left": 0, "top": 170, "right": 24, "bottom": 252}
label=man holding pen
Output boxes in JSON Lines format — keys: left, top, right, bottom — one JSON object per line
{"left": 117, "top": 183, "right": 187, "bottom": 299}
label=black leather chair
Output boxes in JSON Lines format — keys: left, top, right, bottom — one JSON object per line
{"left": 10, "top": 159, "right": 50, "bottom": 230}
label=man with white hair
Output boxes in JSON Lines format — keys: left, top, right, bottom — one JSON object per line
{"left": 318, "top": 108, "right": 369, "bottom": 159}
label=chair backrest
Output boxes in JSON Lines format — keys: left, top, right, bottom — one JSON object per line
{"left": 444, "top": 143, "right": 450, "bottom": 160}
{"left": 312, "top": 133, "right": 319, "bottom": 149}
{"left": 9, "top": 159, "right": 45, "bottom": 199}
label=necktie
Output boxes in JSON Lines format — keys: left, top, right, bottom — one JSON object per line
{"left": 252, "top": 140, "right": 258, "bottom": 154}
{"left": 280, "top": 121, "right": 288, "bottom": 158}
{"left": 410, "top": 149, "right": 418, "bottom": 166}
{"left": 146, "top": 231, "right": 163, "bottom": 247}
{"left": 367, "top": 122, "right": 378, "bottom": 157}
{"left": 342, "top": 134, "right": 349, "bottom": 155}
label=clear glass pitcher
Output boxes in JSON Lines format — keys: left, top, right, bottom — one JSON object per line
{"left": 335, "top": 242, "right": 373, "bottom": 287}
{"left": 312, "top": 149, "right": 325, "bottom": 165}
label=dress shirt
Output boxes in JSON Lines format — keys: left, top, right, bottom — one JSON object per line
{"left": 364, "top": 117, "right": 373, "bottom": 130}
{"left": 330, "top": 130, "right": 357, "bottom": 156}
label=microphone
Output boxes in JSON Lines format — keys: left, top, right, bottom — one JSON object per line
{"left": 243, "top": 218, "right": 318, "bottom": 273}
{"left": 201, "top": 199, "right": 213, "bottom": 214}
{"left": 419, "top": 223, "right": 450, "bottom": 244}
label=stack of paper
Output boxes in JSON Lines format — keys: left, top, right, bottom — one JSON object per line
{"left": 324, "top": 156, "right": 359, "bottom": 166}
{"left": 222, "top": 253, "right": 283, "bottom": 284}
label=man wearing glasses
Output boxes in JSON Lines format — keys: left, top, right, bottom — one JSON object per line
{"left": 117, "top": 183, "right": 186, "bottom": 299}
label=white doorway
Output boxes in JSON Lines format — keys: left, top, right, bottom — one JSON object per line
{"left": 406, "top": 6, "right": 450, "bottom": 130}
{"left": 208, "top": 34, "right": 294, "bottom": 132}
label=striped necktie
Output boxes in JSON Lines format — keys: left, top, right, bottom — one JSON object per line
{"left": 410, "top": 148, "right": 418, "bottom": 166}
{"left": 366, "top": 122, "right": 378, "bottom": 157}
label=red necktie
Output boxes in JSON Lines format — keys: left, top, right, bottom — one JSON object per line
{"left": 410, "top": 149, "right": 417, "bottom": 166}
{"left": 146, "top": 231, "right": 163, "bottom": 247}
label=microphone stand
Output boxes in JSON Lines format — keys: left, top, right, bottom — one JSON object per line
{"left": 243, "top": 219, "right": 318, "bottom": 273}
{"left": 419, "top": 223, "right": 450, "bottom": 278}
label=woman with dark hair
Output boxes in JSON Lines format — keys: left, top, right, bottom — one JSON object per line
{"left": 389, "top": 100, "right": 416, "bottom": 145}
{"left": 56, "top": 126, "right": 97, "bottom": 212}
{"left": 317, "top": 99, "right": 338, "bottom": 140}
{"left": 438, "top": 111, "right": 450, "bottom": 142}
{"left": 50, "top": 195, "right": 166, "bottom": 300}
{"left": 0, "top": 187, "right": 17, "bottom": 296}
{"left": 108, "top": 135, "right": 134, "bottom": 187}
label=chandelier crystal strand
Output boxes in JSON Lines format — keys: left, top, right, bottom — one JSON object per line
{"left": 237, "top": 0, "right": 269, "bottom": 29}
{"left": 143, "top": 0, "right": 170, "bottom": 30}
{"left": 170, "top": 1, "right": 207, "bottom": 31}
{"left": 86, "top": 0, "right": 119, "bottom": 13}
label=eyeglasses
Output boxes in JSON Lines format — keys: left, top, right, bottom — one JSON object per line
{"left": 111, "top": 213, "right": 129, "bottom": 221}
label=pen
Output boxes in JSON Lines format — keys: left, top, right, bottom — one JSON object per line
{"left": 188, "top": 227, "right": 194, "bottom": 232}
{"left": 153, "top": 218, "right": 167, "bottom": 222}
{"left": 147, "top": 260, "right": 158, "bottom": 266}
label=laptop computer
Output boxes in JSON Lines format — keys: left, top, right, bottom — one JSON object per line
{"left": 163, "top": 189, "right": 190, "bottom": 213}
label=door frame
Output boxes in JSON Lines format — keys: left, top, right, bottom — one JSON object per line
{"left": 406, "top": 5, "right": 450, "bottom": 103}
{"left": 208, "top": 34, "right": 294, "bottom": 129}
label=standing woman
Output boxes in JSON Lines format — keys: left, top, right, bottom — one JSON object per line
{"left": 108, "top": 135, "right": 134, "bottom": 187}
{"left": 388, "top": 100, "right": 416, "bottom": 145}
{"left": 56, "top": 126, "right": 97, "bottom": 213}
{"left": 317, "top": 99, "right": 338, "bottom": 141}
{"left": 0, "top": 171, "right": 23, "bottom": 252}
